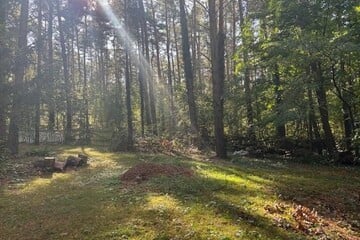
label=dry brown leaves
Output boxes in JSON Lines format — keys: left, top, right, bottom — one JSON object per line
{"left": 264, "top": 203, "right": 286, "bottom": 214}
{"left": 292, "top": 205, "right": 322, "bottom": 235}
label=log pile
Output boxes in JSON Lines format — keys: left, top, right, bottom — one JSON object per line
{"left": 34, "top": 154, "right": 89, "bottom": 172}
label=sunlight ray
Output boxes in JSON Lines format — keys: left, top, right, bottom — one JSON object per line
{"left": 95, "top": 0, "right": 156, "bottom": 91}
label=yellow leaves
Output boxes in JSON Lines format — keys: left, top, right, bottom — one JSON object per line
{"left": 355, "top": 6, "right": 360, "bottom": 13}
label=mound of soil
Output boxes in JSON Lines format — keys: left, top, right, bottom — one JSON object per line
{"left": 120, "top": 162, "right": 193, "bottom": 183}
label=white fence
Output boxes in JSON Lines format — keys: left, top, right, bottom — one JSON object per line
{"left": 19, "top": 131, "right": 64, "bottom": 144}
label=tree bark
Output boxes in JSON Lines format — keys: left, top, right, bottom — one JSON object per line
{"left": 333, "top": 62, "right": 354, "bottom": 151}
{"left": 307, "top": 83, "right": 321, "bottom": 143}
{"left": 125, "top": 51, "right": 134, "bottom": 150}
{"left": 273, "top": 64, "right": 286, "bottom": 139}
{"left": 172, "top": 11, "right": 181, "bottom": 85}
{"left": 311, "top": 61, "right": 337, "bottom": 157}
{"left": 83, "top": 15, "right": 90, "bottom": 143}
{"left": 124, "top": 0, "right": 134, "bottom": 149}
{"left": 138, "top": 0, "right": 157, "bottom": 135}
{"left": 56, "top": 0, "right": 72, "bottom": 143}
{"left": 0, "top": 0, "right": 8, "bottom": 141}
{"left": 47, "top": 0, "right": 55, "bottom": 131}
{"left": 238, "top": 0, "right": 255, "bottom": 142}
{"left": 209, "top": 0, "right": 227, "bottom": 158}
{"left": 150, "top": 0, "right": 164, "bottom": 134}
{"left": 179, "top": 0, "right": 200, "bottom": 140}
{"left": 8, "top": 0, "right": 29, "bottom": 154}
{"left": 35, "top": 1, "right": 43, "bottom": 145}
{"left": 165, "top": 1, "right": 176, "bottom": 133}
{"left": 136, "top": 1, "right": 150, "bottom": 136}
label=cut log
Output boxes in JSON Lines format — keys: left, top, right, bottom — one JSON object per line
{"left": 65, "top": 155, "right": 87, "bottom": 168}
{"left": 54, "top": 161, "right": 66, "bottom": 172}
{"left": 65, "top": 156, "right": 79, "bottom": 167}
{"left": 33, "top": 157, "right": 55, "bottom": 171}
{"left": 78, "top": 154, "right": 88, "bottom": 165}
{"left": 33, "top": 155, "right": 87, "bottom": 172}
{"left": 44, "top": 157, "right": 55, "bottom": 168}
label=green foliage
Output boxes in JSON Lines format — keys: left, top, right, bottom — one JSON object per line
{"left": 109, "top": 130, "right": 129, "bottom": 152}
{"left": 0, "top": 140, "right": 8, "bottom": 161}
{"left": 353, "top": 128, "right": 360, "bottom": 152}
{"left": 231, "top": 0, "right": 360, "bottom": 148}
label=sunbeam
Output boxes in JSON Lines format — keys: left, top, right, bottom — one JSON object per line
{"left": 95, "top": 0, "right": 155, "bottom": 86}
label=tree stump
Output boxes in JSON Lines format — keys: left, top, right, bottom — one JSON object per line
{"left": 44, "top": 157, "right": 55, "bottom": 167}
{"left": 54, "top": 161, "right": 66, "bottom": 172}
{"left": 33, "top": 157, "right": 55, "bottom": 171}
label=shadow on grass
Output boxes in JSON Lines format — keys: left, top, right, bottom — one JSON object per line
{"left": 1, "top": 145, "right": 359, "bottom": 239}
{"left": 140, "top": 173, "right": 302, "bottom": 240}
{"left": 226, "top": 156, "right": 360, "bottom": 239}
{"left": 0, "top": 148, "right": 299, "bottom": 240}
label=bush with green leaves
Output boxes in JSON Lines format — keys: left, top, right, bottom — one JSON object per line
{"left": 24, "top": 148, "right": 52, "bottom": 157}
{"left": 0, "top": 140, "right": 7, "bottom": 161}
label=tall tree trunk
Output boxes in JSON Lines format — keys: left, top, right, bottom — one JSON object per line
{"left": 196, "top": 25, "right": 203, "bottom": 94}
{"left": 138, "top": 0, "right": 157, "bottom": 135}
{"left": 311, "top": 61, "right": 337, "bottom": 158}
{"left": 137, "top": 41, "right": 148, "bottom": 137}
{"left": 47, "top": 0, "right": 55, "bottom": 131}
{"left": 172, "top": 13, "right": 182, "bottom": 85}
{"left": 191, "top": 0, "right": 197, "bottom": 83}
{"left": 179, "top": 0, "right": 200, "bottom": 141}
{"left": 124, "top": 0, "right": 134, "bottom": 147}
{"left": 307, "top": 84, "right": 321, "bottom": 143}
{"left": 238, "top": 0, "right": 255, "bottom": 142}
{"left": 75, "top": 26, "right": 83, "bottom": 140}
{"left": 99, "top": 48, "right": 106, "bottom": 127}
{"left": 125, "top": 51, "right": 134, "bottom": 149}
{"left": 150, "top": 0, "right": 163, "bottom": 134}
{"left": 165, "top": 0, "right": 176, "bottom": 133}
{"left": 8, "top": 0, "right": 29, "bottom": 154}
{"left": 342, "top": 100, "right": 353, "bottom": 151}
{"left": 150, "top": 0, "right": 162, "bottom": 80}
{"left": 137, "top": 1, "right": 150, "bottom": 135}
{"left": 332, "top": 63, "right": 354, "bottom": 151}
{"left": 35, "top": 1, "right": 43, "bottom": 145}
{"left": 113, "top": 36, "right": 123, "bottom": 130}
{"left": 273, "top": 64, "right": 286, "bottom": 139}
{"left": 56, "top": 0, "right": 72, "bottom": 143}
{"left": 0, "top": 0, "right": 8, "bottom": 141}
{"left": 209, "top": 0, "right": 227, "bottom": 158}
{"left": 305, "top": 67, "right": 321, "bottom": 144}
{"left": 83, "top": 15, "right": 90, "bottom": 143}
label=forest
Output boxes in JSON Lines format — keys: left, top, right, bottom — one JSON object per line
{"left": 0, "top": 0, "right": 360, "bottom": 239}
{"left": 0, "top": 0, "right": 360, "bottom": 160}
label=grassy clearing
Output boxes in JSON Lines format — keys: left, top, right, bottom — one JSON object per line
{"left": 0, "top": 145, "right": 359, "bottom": 240}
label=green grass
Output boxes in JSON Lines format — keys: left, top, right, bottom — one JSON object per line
{"left": 0, "top": 145, "right": 359, "bottom": 239}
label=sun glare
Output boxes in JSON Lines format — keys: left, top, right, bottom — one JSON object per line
{"left": 95, "top": 0, "right": 155, "bottom": 87}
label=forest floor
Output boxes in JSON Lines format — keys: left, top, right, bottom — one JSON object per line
{"left": 0, "top": 144, "right": 360, "bottom": 240}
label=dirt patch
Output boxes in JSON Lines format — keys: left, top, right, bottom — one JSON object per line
{"left": 120, "top": 162, "right": 193, "bottom": 183}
